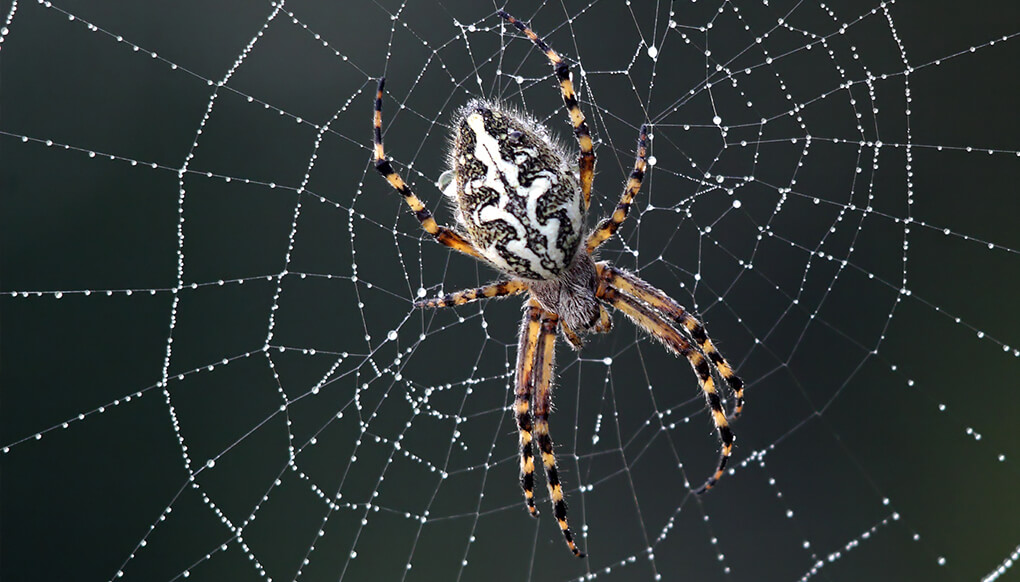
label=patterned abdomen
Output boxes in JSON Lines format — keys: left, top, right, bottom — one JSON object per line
{"left": 450, "top": 103, "right": 584, "bottom": 280}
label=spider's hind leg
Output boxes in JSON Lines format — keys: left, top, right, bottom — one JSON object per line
{"left": 373, "top": 78, "right": 484, "bottom": 260}
{"left": 497, "top": 10, "right": 596, "bottom": 211}
{"left": 585, "top": 124, "right": 649, "bottom": 253}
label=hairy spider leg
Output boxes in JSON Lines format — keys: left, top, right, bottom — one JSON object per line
{"left": 558, "top": 322, "right": 584, "bottom": 350}
{"left": 601, "top": 265, "right": 744, "bottom": 419}
{"left": 514, "top": 300, "right": 544, "bottom": 518}
{"left": 598, "top": 283, "right": 735, "bottom": 494}
{"left": 373, "top": 77, "right": 483, "bottom": 260}
{"left": 497, "top": 10, "right": 595, "bottom": 211}
{"left": 560, "top": 302, "right": 612, "bottom": 349}
{"left": 586, "top": 124, "right": 649, "bottom": 253}
{"left": 414, "top": 280, "right": 528, "bottom": 308}
{"left": 532, "top": 308, "right": 585, "bottom": 557}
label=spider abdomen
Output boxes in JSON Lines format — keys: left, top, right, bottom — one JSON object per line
{"left": 449, "top": 102, "right": 584, "bottom": 280}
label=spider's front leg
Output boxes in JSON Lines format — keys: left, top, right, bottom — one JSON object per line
{"left": 531, "top": 308, "right": 586, "bottom": 557}
{"left": 514, "top": 300, "right": 543, "bottom": 519}
{"left": 514, "top": 299, "right": 585, "bottom": 557}
{"left": 596, "top": 275, "right": 737, "bottom": 494}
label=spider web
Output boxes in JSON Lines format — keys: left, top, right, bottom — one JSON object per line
{"left": 1, "top": 0, "right": 1017, "bottom": 580}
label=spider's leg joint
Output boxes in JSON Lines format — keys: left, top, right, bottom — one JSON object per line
{"left": 556, "top": 61, "right": 571, "bottom": 82}
{"left": 561, "top": 322, "right": 584, "bottom": 350}
{"left": 373, "top": 156, "right": 392, "bottom": 172}
{"left": 594, "top": 304, "right": 612, "bottom": 334}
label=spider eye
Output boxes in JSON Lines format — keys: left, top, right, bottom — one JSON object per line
{"left": 508, "top": 130, "right": 524, "bottom": 143}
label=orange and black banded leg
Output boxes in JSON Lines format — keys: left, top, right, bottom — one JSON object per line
{"left": 532, "top": 309, "right": 585, "bottom": 557}
{"left": 597, "top": 283, "right": 734, "bottom": 494}
{"left": 586, "top": 124, "right": 649, "bottom": 253}
{"left": 415, "top": 280, "right": 528, "bottom": 309}
{"left": 514, "top": 299, "right": 544, "bottom": 518}
{"left": 497, "top": 10, "right": 595, "bottom": 210}
{"left": 373, "top": 77, "right": 483, "bottom": 260}
{"left": 599, "top": 265, "right": 744, "bottom": 418}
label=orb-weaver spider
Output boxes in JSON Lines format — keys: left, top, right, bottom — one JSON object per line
{"left": 372, "top": 10, "right": 745, "bottom": 557}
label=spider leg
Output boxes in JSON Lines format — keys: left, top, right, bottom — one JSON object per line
{"left": 415, "top": 280, "right": 527, "bottom": 309}
{"left": 559, "top": 322, "right": 584, "bottom": 350}
{"left": 532, "top": 307, "right": 586, "bottom": 557}
{"left": 373, "top": 78, "right": 483, "bottom": 260}
{"left": 497, "top": 10, "right": 595, "bottom": 211}
{"left": 586, "top": 124, "right": 649, "bottom": 253}
{"left": 594, "top": 303, "right": 612, "bottom": 334}
{"left": 600, "top": 264, "right": 744, "bottom": 418}
{"left": 514, "top": 300, "right": 543, "bottom": 518}
{"left": 597, "top": 283, "right": 735, "bottom": 494}
{"left": 561, "top": 303, "right": 612, "bottom": 349}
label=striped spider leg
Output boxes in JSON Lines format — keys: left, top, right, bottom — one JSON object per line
{"left": 373, "top": 78, "right": 484, "bottom": 260}
{"left": 514, "top": 299, "right": 585, "bottom": 556}
{"left": 497, "top": 10, "right": 596, "bottom": 211}
{"left": 595, "top": 265, "right": 744, "bottom": 493}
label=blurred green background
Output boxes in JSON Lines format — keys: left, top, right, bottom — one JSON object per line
{"left": 1, "top": 0, "right": 1017, "bottom": 581}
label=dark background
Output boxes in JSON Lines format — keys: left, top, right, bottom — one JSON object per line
{"left": 1, "top": 1, "right": 1017, "bottom": 581}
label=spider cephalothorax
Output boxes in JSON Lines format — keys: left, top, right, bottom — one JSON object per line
{"left": 372, "top": 10, "right": 745, "bottom": 558}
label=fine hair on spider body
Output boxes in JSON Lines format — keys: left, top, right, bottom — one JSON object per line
{"left": 528, "top": 248, "right": 604, "bottom": 343}
{"left": 372, "top": 9, "right": 745, "bottom": 558}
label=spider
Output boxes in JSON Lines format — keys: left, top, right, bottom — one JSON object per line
{"left": 372, "top": 10, "right": 744, "bottom": 558}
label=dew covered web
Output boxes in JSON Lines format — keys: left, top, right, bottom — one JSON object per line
{"left": 1, "top": 0, "right": 1018, "bottom": 580}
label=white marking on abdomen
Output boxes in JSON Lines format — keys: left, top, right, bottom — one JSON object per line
{"left": 464, "top": 113, "right": 569, "bottom": 278}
